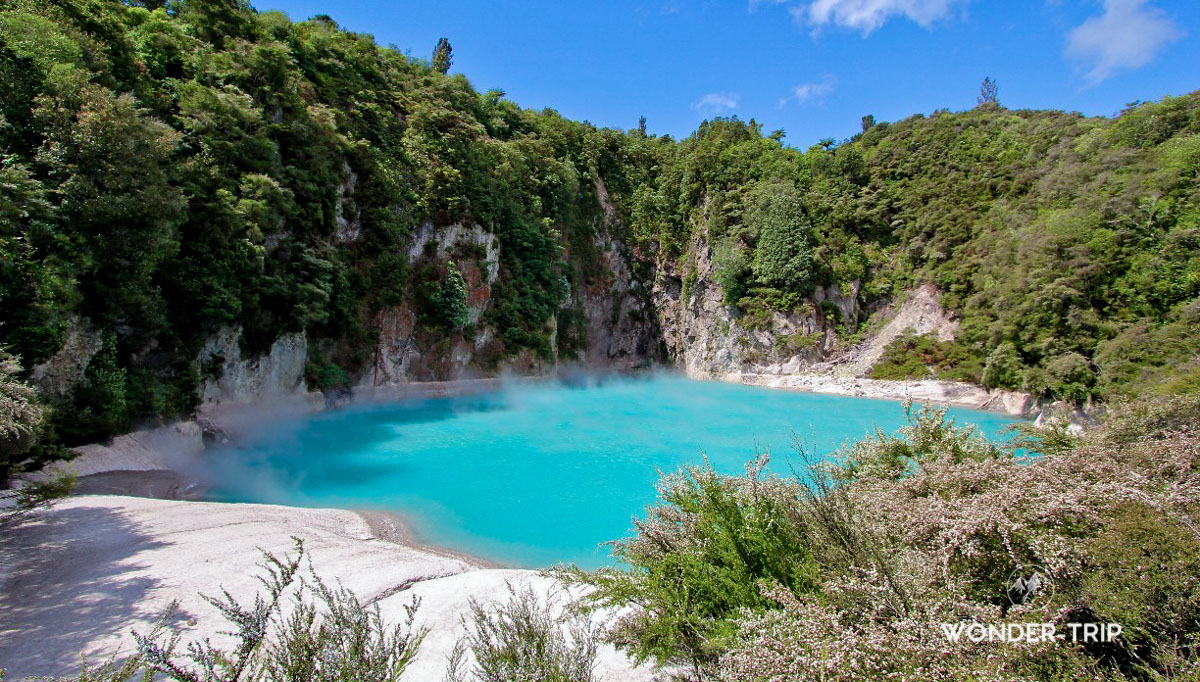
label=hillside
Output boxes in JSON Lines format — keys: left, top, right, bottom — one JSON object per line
{"left": 1, "top": 0, "right": 1197, "bottom": 473}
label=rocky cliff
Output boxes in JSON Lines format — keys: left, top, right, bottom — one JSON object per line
{"left": 24, "top": 182, "right": 1031, "bottom": 421}
{"left": 652, "top": 235, "right": 837, "bottom": 379}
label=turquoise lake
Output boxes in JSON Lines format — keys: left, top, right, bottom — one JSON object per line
{"left": 206, "top": 375, "right": 1022, "bottom": 569}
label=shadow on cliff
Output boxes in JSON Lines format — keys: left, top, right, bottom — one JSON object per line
{"left": 0, "top": 505, "right": 189, "bottom": 678}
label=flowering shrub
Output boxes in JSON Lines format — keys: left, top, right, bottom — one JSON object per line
{"left": 445, "top": 582, "right": 600, "bottom": 682}
{"left": 719, "top": 581, "right": 1087, "bottom": 682}
{"left": 571, "top": 395, "right": 1200, "bottom": 681}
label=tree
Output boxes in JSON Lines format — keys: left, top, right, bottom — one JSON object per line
{"left": 713, "top": 238, "right": 751, "bottom": 306}
{"left": 0, "top": 159, "right": 69, "bottom": 364}
{"left": 0, "top": 349, "right": 43, "bottom": 478}
{"left": 59, "top": 330, "right": 128, "bottom": 445}
{"left": 432, "top": 37, "right": 453, "bottom": 74}
{"left": 439, "top": 264, "right": 470, "bottom": 329}
{"left": 748, "top": 181, "right": 816, "bottom": 294}
{"left": 982, "top": 341, "right": 1022, "bottom": 389}
{"left": 417, "top": 262, "right": 469, "bottom": 330}
{"left": 977, "top": 77, "right": 999, "bottom": 107}
{"left": 861, "top": 114, "right": 876, "bottom": 133}
{"left": 637, "top": 115, "right": 647, "bottom": 138}
{"left": 35, "top": 85, "right": 183, "bottom": 330}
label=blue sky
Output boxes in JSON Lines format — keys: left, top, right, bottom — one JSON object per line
{"left": 257, "top": 0, "right": 1197, "bottom": 148}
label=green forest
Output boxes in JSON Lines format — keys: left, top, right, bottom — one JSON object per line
{"left": 1, "top": 0, "right": 1197, "bottom": 474}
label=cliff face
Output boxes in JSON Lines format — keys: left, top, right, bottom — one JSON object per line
{"left": 181, "top": 191, "right": 958, "bottom": 405}
{"left": 356, "top": 209, "right": 663, "bottom": 387}
{"left": 363, "top": 222, "right": 509, "bottom": 384}
{"left": 24, "top": 189, "right": 992, "bottom": 416}
{"left": 651, "top": 237, "right": 838, "bottom": 379}
{"left": 573, "top": 232, "right": 663, "bottom": 370}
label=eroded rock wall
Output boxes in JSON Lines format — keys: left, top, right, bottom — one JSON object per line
{"left": 29, "top": 318, "right": 103, "bottom": 398}
{"left": 650, "top": 236, "right": 838, "bottom": 379}
{"left": 198, "top": 327, "right": 309, "bottom": 406}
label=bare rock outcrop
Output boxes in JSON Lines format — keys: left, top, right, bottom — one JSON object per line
{"left": 570, "top": 180, "right": 663, "bottom": 369}
{"left": 830, "top": 283, "right": 959, "bottom": 378}
{"left": 29, "top": 319, "right": 103, "bottom": 398}
{"left": 652, "top": 236, "right": 831, "bottom": 379}
{"left": 333, "top": 159, "right": 361, "bottom": 243}
{"left": 198, "top": 327, "right": 310, "bottom": 407}
{"left": 358, "top": 222, "right": 508, "bottom": 385}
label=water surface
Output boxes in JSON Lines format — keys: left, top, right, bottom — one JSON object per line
{"left": 207, "top": 375, "right": 1021, "bottom": 568}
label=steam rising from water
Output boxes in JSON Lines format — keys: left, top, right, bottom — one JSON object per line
{"left": 201, "top": 373, "right": 1022, "bottom": 568}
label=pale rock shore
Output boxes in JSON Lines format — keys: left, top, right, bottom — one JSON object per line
{"left": 722, "top": 371, "right": 1097, "bottom": 429}
{"left": 0, "top": 495, "right": 653, "bottom": 681}
{"left": 728, "top": 372, "right": 1036, "bottom": 416}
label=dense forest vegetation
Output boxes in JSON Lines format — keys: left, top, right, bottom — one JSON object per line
{"left": 1, "top": 0, "right": 1197, "bottom": 475}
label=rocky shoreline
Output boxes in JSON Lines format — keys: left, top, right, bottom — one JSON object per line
{"left": 732, "top": 372, "right": 1034, "bottom": 415}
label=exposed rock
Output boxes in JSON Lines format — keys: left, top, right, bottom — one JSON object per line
{"left": 198, "top": 327, "right": 308, "bottom": 407}
{"left": 653, "top": 237, "right": 826, "bottom": 378}
{"left": 1033, "top": 399, "right": 1099, "bottom": 434}
{"left": 460, "top": 258, "right": 493, "bottom": 326}
{"left": 980, "top": 389, "right": 1035, "bottom": 417}
{"left": 830, "top": 283, "right": 959, "bottom": 378}
{"left": 366, "top": 304, "right": 421, "bottom": 385}
{"left": 29, "top": 319, "right": 102, "bottom": 398}
{"left": 813, "top": 280, "right": 861, "bottom": 329}
{"left": 737, "top": 373, "right": 1027, "bottom": 415}
{"left": 65, "top": 422, "right": 202, "bottom": 477}
{"left": 353, "top": 221, "right": 514, "bottom": 385}
{"left": 333, "top": 159, "right": 361, "bottom": 243}
{"left": 361, "top": 303, "right": 485, "bottom": 384}
{"left": 594, "top": 176, "right": 619, "bottom": 224}
{"left": 575, "top": 232, "right": 661, "bottom": 370}
{"left": 405, "top": 222, "right": 500, "bottom": 284}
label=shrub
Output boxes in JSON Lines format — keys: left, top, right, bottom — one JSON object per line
{"left": 305, "top": 358, "right": 351, "bottom": 392}
{"left": 561, "top": 454, "right": 820, "bottom": 676}
{"left": 56, "top": 330, "right": 128, "bottom": 446}
{"left": 1081, "top": 503, "right": 1200, "bottom": 654}
{"left": 1042, "top": 352, "right": 1096, "bottom": 402}
{"left": 0, "top": 348, "right": 43, "bottom": 477}
{"left": 572, "top": 395, "right": 1200, "bottom": 681}
{"left": 869, "top": 332, "right": 983, "bottom": 384}
{"left": 445, "top": 583, "right": 599, "bottom": 682}
{"left": 129, "top": 539, "right": 423, "bottom": 682}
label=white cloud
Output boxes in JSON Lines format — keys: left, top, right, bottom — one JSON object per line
{"left": 1066, "top": 0, "right": 1183, "bottom": 84}
{"left": 778, "top": 74, "right": 836, "bottom": 107}
{"left": 791, "top": 0, "right": 966, "bottom": 33}
{"left": 692, "top": 92, "right": 741, "bottom": 113}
